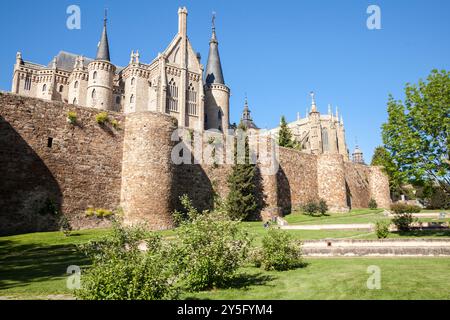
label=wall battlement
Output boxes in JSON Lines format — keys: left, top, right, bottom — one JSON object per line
{"left": 0, "top": 93, "right": 391, "bottom": 235}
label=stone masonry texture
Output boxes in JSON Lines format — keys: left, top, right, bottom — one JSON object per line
{"left": 0, "top": 93, "right": 391, "bottom": 234}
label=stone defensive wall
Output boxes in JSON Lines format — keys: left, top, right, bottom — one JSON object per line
{"left": 0, "top": 93, "right": 391, "bottom": 235}
{"left": 0, "top": 92, "right": 124, "bottom": 235}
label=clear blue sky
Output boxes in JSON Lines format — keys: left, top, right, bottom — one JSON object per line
{"left": 1, "top": 0, "right": 449, "bottom": 160}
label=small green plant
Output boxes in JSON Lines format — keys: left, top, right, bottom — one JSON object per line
{"left": 67, "top": 111, "right": 77, "bottom": 124}
{"left": 85, "top": 208, "right": 96, "bottom": 217}
{"left": 59, "top": 215, "right": 73, "bottom": 237}
{"left": 318, "top": 199, "right": 328, "bottom": 215}
{"left": 111, "top": 119, "right": 120, "bottom": 130}
{"left": 390, "top": 203, "right": 421, "bottom": 214}
{"left": 302, "top": 200, "right": 319, "bottom": 216}
{"left": 257, "top": 228, "right": 304, "bottom": 271}
{"left": 392, "top": 213, "right": 417, "bottom": 232}
{"left": 369, "top": 198, "right": 378, "bottom": 209}
{"left": 95, "top": 112, "right": 109, "bottom": 124}
{"left": 85, "top": 208, "right": 114, "bottom": 219}
{"left": 375, "top": 220, "right": 390, "bottom": 239}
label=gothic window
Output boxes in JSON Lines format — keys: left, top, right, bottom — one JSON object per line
{"left": 24, "top": 74, "right": 31, "bottom": 91}
{"left": 166, "top": 78, "right": 178, "bottom": 113}
{"left": 73, "top": 98, "right": 77, "bottom": 105}
{"left": 116, "top": 96, "right": 121, "bottom": 104}
{"left": 322, "top": 128, "right": 329, "bottom": 152}
{"left": 93, "top": 71, "right": 97, "bottom": 80}
{"left": 131, "top": 77, "right": 135, "bottom": 86}
{"left": 59, "top": 85, "right": 64, "bottom": 93}
{"left": 130, "top": 94, "right": 135, "bottom": 104}
{"left": 187, "top": 83, "right": 197, "bottom": 116}
{"left": 42, "top": 84, "right": 47, "bottom": 92}
{"left": 74, "top": 81, "right": 79, "bottom": 89}
{"left": 91, "top": 89, "right": 96, "bottom": 99}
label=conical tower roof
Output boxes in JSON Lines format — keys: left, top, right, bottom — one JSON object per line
{"left": 205, "top": 14, "right": 224, "bottom": 85}
{"left": 96, "top": 11, "right": 111, "bottom": 61}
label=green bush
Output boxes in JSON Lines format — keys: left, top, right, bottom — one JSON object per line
{"left": 392, "top": 213, "right": 417, "bottom": 232}
{"left": 391, "top": 203, "right": 421, "bottom": 214}
{"left": 59, "top": 215, "right": 73, "bottom": 237}
{"left": 375, "top": 220, "right": 390, "bottom": 239}
{"left": 369, "top": 198, "right": 378, "bottom": 210}
{"left": 258, "top": 228, "right": 304, "bottom": 271}
{"left": 318, "top": 199, "right": 328, "bottom": 215}
{"left": 75, "top": 221, "right": 180, "bottom": 300}
{"left": 302, "top": 201, "right": 319, "bottom": 215}
{"left": 173, "top": 200, "right": 251, "bottom": 291}
{"left": 95, "top": 112, "right": 109, "bottom": 124}
{"left": 111, "top": 119, "right": 120, "bottom": 130}
{"left": 85, "top": 208, "right": 114, "bottom": 219}
{"left": 67, "top": 111, "right": 77, "bottom": 124}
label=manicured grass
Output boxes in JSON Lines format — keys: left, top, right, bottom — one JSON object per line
{"left": 1, "top": 223, "right": 450, "bottom": 299}
{"left": 186, "top": 258, "right": 450, "bottom": 300}
{"left": 284, "top": 209, "right": 450, "bottom": 226}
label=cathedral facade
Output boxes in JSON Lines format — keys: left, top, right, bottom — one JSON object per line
{"left": 11, "top": 8, "right": 229, "bottom": 132}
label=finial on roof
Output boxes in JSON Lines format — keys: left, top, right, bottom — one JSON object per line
{"left": 328, "top": 104, "right": 332, "bottom": 115}
{"left": 205, "top": 11, "right": 225, "bottom": 85}
{"left": 310, "top": 91, "right": 317, "bottom": 112}
{"left": 104, "top": 8, "right": 108, "bottom": 26}
{"left": 340, "top": 115, "right": 344, "bottom": 126}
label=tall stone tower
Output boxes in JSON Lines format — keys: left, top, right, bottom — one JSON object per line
{"left": 86, "top": 12, "right": 116, "bottom": 110}
{"left": 68, "top": 56, "right": 88, "bottom": 106}
{"left": 308, "top": 92, "right": 322, "bottom": 155}
{"left": 204, "top": 14, "right": 230, "bottom": 132}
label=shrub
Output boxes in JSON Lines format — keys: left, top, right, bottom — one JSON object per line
{"left": 375, "top": 220, "right": 390, "bottom": 239}
{"left": 95, "top": 209, "right": 114, "bottom": 218}
{"left": 95, "top": 112, "right": 109, "bottom": 124}
{"left": 258, "top": 228, "right": 304, "bottom": 271}
{"left": 111, "top": 119, "right": 120, "bottom": 130}
{"left": 391, "top": 203, "right": 421, "bottom": 214}
{"left": 38, "top": 198, "right": 59, "bottom": 216}
{"left": 392, "top": 213, "right": 417, "bottom": 232}
{"left": 75, "top": 221, "right": 180, "bottom": 300}
{"left": 173, "top": 199, "right": 251, "bottom": 291}
{"left": 59, "top": 215, "right": 73, "bottom": 237}
{"left": 67, "top": 111, "right": 77, "bottom": 124}
{"left": 85, "top": 208, "right": 96, "bottom": 217}
{"left": 369, "top": 198, "right": 378, "bottom": 210}
{"left": 318, "top": 199, "right": 328, "bottom": 215}
{"left": 302, "top": 201, "right": 319, "bottom": 215}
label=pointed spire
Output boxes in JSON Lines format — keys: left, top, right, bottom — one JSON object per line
{"left": 310, "top": 91, "right": 317, "bottom": 112}
{"left": 340, "top": 115, "right": 344, "bottom": 126}
{"left": 96, "top": 9, "right": 111, "bottom": 61}
{"left": 240, "top": 95, "right": 258, "bottom": 129}
{"left": 297, "top": 112, "right": 300, "bottom": 121}
{"left": 335, "top": 106, "right": 339, "bottom": 120}
{"left": 328, "top": 104, "right": 332, "bottom": 115}
{"left": 205, "top": 12, "right": 225, "bottom": 85}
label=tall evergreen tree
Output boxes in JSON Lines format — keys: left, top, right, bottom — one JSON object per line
{"left": 226, "top": 123, "right": 258, "bottom": 221}
{"left": 278, "top": 116, "right": 299, "bottom": 149}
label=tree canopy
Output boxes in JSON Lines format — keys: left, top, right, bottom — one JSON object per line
{"left": 382, "top": 69, "right": 450, "bottom": 196}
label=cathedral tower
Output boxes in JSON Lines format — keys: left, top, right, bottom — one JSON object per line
{"left": 308, "top": 92, "right": 322, "bottom": 155}
{"left": 204, "top": 14, "right": 230, "bottom": 132}
{"left": 86, "top": 12, "right": 116, "bottom": 110}
{"left": 68, "top": 56, "right": 88, "bottom": 106}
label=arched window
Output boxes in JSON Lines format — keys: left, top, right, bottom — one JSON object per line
{"left": 74, "top": 81, "right": 79, "bottom": 89}
{"left": 92, "top": 71, "right": 97, "bottom": 80}
{"left": 91, "top": 89, "right": 96, "bottom": 99}
{"left": 42, "top": 84, "right": 47, "bottom": 92}
{"left": 24, "top": 74, "right": 31, "bottom": 91}
{"left": 322, "top": 128, "right": 329, "bottom": 152}
{"left": 130, "top": 95, "right": 135, "bottom": 104}
{"left": 187, "top": 83, "right": 197, "bottom": 116}
{"left": 131, "top": 77, "right": 135, "bottom": 86}
{"left": 73, "top": 98, "right": 77, "bottom": 105}
{"left": 59, "top": 85, "right": 64, "bottom": 93}
{"left": 166, "top": 78, "right": 178, "bottom": 113}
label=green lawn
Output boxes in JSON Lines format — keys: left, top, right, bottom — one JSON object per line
{"left": 283, "top": 209, "right": 450, "bottom": 226}
{"left": 1, "top": 225, "right": 450, "bottom": 300}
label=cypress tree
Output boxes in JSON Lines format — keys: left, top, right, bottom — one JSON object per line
{"left": 226, "top": 123, "right": 258, "bottom": 221}
{"left": 278, "top": 116, "right": 298, "bottom": 149}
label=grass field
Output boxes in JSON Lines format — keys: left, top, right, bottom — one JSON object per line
{"left": 1, "top": 213, "right": 450, "bottom": 300}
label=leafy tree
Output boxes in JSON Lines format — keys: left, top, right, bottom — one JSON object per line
{"left": 226, "top": 123, "right": 258, "bottom": 220}
{"left": 382, "top": 69, "right": 450, "bottom": 196}
{"left": 278, "top": 116, "right": 299, "bottom": 149}
{"left": 371, "top": 146, "right": 405, "bottom": 197}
